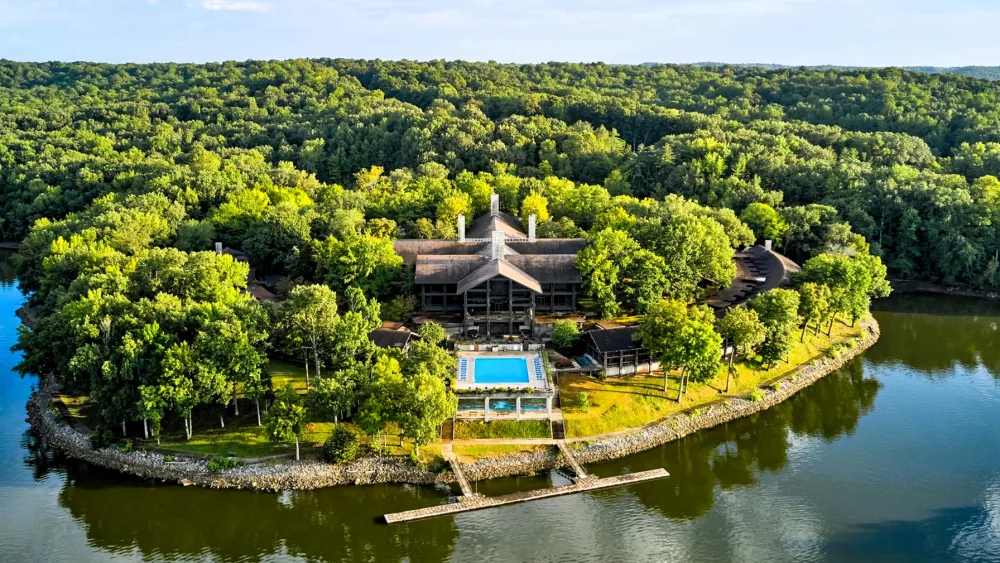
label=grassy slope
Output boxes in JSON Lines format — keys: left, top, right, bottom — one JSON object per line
{"left": 560, "top": 319, "right": 864, "bottom": 439}
{"left": 454, "top": 420, "right": 551, "bottom": 440}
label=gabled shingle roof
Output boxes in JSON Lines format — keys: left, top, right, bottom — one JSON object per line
{"left": 587, "top": 326, "right": 643, "bottom": 353}
{"left": 455, "top": 258, "right": 543, "bottom": 294}
{"left": 414, "top": 255, "right": 486, "bottom": 284}
{"left": 466, "top": 212, "right": 527, "bottom": 239}
{"left": 394, "top": 240, "right": 486, "bottom": 263}
{"left": 506, "top": 254, "right": 581, "bottom": 283}
{"left": 369, "top": 328, "right": 414, "bottom": 349}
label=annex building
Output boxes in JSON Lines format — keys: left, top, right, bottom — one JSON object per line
{"left": 394, "top": 195, "right": 586, "bottom": 338}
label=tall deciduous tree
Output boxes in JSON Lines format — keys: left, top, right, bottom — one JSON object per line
{"left": 748, "top": 289, "right": 800, "bottom": 369}
{"left": 519, "top": 192, "right": 550, "bottom": 225}
{"left": 797, "top": 282, "right": 831, "bottom": 341}
{"left": 398, "top": 366, "right": 457, "bottom": 456}
{"left": 278, "top": 284, "right": 340, "bottom": 382}
{"left": 715, "top": 307, "right": 766, "bottom": 392}
{"left": 266, "top": 383, "right": 307, "bottom": 461}
{"left": 637, "top": 299, "right": 722, "bottom": 400}
{"left": 740, "top": 202, "right": 788, "bottom": 246}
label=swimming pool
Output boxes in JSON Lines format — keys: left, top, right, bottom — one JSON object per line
{"left": 474, "top": 357, "right": 530, "bottom": 384}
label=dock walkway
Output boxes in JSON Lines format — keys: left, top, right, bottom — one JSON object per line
{"left": 441, "top": 444, "right": 475, "bottom": 497}
{"left": 556, "top": 440, "right": 587, "bottom": 480}
{"left": 384, "top": 468, "right": 669, "bottom": 523}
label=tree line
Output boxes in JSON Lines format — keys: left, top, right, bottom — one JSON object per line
{"left": 0, "top": 58, "right": 928, "bottom": 449}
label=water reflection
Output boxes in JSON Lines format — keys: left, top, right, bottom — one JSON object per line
{"left": 869, "top": 293, "right": 1000, "bottom": 378}
{"left": 10, "top": 260, "right": 1000, "bottom": 563}
{"left": 0, "top": 250, "right": 14, "bottom": 286}
{"left": 20, "top": 428, "right": 60, "bottom": 482}
{"left": 54, "top": 457, "right": 460, "bottom": 562}
{"left": 593, "top": 358, "right": 879, "bottom": 521}
{"left": 825, "top": 504, "right": 1000, "bottom": 562}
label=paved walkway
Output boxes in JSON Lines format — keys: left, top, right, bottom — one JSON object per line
{"left": 384, "top": 468, "right": 669, "bottom": 523}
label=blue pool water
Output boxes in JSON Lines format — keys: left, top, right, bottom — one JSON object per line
{"left": 474, "top": 357, "right": 530, "bottom": 384}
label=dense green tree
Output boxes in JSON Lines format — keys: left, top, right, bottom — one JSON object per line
{"left": 748, "top": 289, "right": 801, "bottom": 369}
{"left": 397, "top": 366, "right": 457, "bottom": 456}
{"left": 266, "top": 384, "right": 308, "bottom": 461}
{"left": 277, "top": 284, "right": 340, "bottom": 381}
{"left": 797, "top": 282, "right": 831, "bottom": 341}
{"left": 740, "top": 203, "right": 788, "bottom": 247}
{"left": 550, "top": 321, "right": 581, "bottom": 349}
{"left": 637, "top": 299, "right": 722, "bottom": 400}
{"left": 715, "top": 307, "right": 766, "bottom": 392}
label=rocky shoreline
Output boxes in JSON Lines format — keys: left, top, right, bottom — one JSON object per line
{"left": 27, "top": 377, "right": 450, "bottom": 491}
{"left": 26, "top": 319, "right": 879, "bottom": 492}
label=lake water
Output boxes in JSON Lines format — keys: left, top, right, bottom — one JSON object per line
{"left": 1, "top": 250, "right": 999, "bottom": 562}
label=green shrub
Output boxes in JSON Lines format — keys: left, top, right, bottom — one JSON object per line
{"left": 771, "top": 381, "right": 782, "bottom": 391}
{"left": 575, "top": 392, "right": 591, "bottom": 411}
{"left": 90, "top": 425, "right": 114, "bottom": 450}
{"left": 551, "top": 321, "right": 581, "bottom": 349}
{"left": 748, "top": 389, "right": 764, "bottom": 403}
{"left": 207, "top": 456, "right": 242, "bottom": 472}
{"left": 323, "top": 426, "right": 360, "bottom": 463}
{"left": 423, "top": 455, "right": 449, "bottom": 473}
{"left": 164, "top": 455, "right": 175, "bottom": 462}
{"left": 122, "top": 440, "right": 134, "bottom": 453}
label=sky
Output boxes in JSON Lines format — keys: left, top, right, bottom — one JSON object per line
{"left": 2, "top": 0, "right": 999, "bottom": 66}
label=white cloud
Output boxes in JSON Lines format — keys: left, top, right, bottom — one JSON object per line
{"left": 200, "top": 0, "right": 271, "bottom": 13}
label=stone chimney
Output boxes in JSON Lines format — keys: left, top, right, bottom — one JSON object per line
{"left": 491, "top": 231, "right": 505, "bottom": 260}
{"left": 215, "top": 241, "right": 223, "bottom": 253}
{"left": 764, "top": 239, "right": 772, "bottom": 251}
{"left": 458, "top": 214, "right": 466, "bottom": 242}
{"left": 528, "top": 214, "right": 536, "bottom": 242}
{"left": 490, "top": 193, "right": 500, "bottom": 217}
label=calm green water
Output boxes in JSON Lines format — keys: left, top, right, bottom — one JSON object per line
{"left": 2, "top": 250, "right": 1000, "bottom": 562}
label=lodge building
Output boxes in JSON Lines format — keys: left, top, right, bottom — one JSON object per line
{"left": 394, "top": 195, "right": 586, "bottom": 337}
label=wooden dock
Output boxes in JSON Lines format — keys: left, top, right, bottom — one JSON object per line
{"left": 556, "top": 441, "right": 588, "bottom": 480}
{"left": 445, "top": 453, "right": 475, "bottom": 497}
{"left": 383, "top": 468, "right": 669, "bottom": 524}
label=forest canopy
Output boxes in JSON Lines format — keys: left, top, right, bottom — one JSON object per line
{"left": 0, "top": 58, "right": 978, "bottom": 439}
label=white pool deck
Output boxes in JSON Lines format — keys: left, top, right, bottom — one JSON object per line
{"left": 456, "top": 351, "right": 549, "bottom": 391}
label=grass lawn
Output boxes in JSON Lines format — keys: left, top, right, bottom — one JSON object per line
{"left": 559, "top": 319, "right": 864, "bottom": 439}
{"left": 158, "top": 417, "right": 443, "bottom": 465}
{"left": 268, "top": 359, "right": 310, "bottom": 393}
{"left": 54, "top": 393, "right": 99, "bottom": 429}
{"left": 453, "top": 444, "right": 548, "bottom": 463}
{"left": 69, "top": 356, "right": 445, "bottom": 465}
{"left": 454, "top": 419, "right": 551, "bottom": 440}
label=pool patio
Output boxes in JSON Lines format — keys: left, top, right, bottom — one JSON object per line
{"left": 456, "top": 351, "right": 549, "bottom": 391}
{"left": 454, "top": 351, "right": 553, "bottom": 421}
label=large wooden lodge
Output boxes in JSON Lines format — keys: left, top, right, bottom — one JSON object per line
{"left": 394, "top": 195, "right": 586, "bottom": 338}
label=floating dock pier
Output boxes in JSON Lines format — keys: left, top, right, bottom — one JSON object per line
{"left": 383, "top": 468, "right": 669, "bottom": 524}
